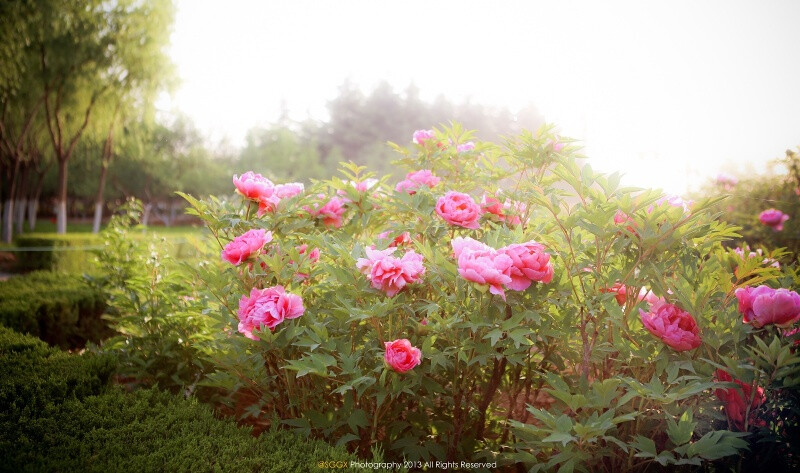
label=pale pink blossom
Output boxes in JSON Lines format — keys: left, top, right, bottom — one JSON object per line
{"left": 456, "top": 141, "right": 475, "bottom": 153}
{"left": 412, "top": 129, "right": 435, "bottom": 145}
{"left": 498, "top": 241, "right": 554, "bottom": 291}
{"left": 640, "top": 300, "right": 702, "bottom": 351}
{"left": 221, "top": 229, "right": 272, "bottom": 265}
{"left": 435, "top": 191, "right": 482, "bottom": 229}
{"left": 237, "top": 286, "right": 304, "bottom": 340}
{"left": 735, "top": 285, "right": 800, "bottom": 328}
{"left": 356, "top": 247, "right": 425, "bottom": 297}
{"left": 384, "top": 339, "right": 422, "bottom": 373}
{"left": 481, "top": 193, "right": 524, "bottom": 226}
{"left": 395, "top": 170, "right": 441, "bottom": 194}
{"left": 451, "top": 237, "right": 493, "bottom": 259}
{"left": 759, "top": 209, "right": 789, "bottom": 231}
{"left": 233, "top": 172, "right": 276, "bottom": 202}
{"left": 275, "top": 182, "right": 304, "bottom": 199}
{"left": 456, "top": 246, "right": 513, "bottom": 300}
{"left": 734, "top": 245, "right": 780, "bottom": 268}
{"left": 716, "top": 173, "right": 738, "bottom": 190}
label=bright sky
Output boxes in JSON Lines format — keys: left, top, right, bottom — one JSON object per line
{"left": 160, "top": 0, "right": 800, "bottom": 195}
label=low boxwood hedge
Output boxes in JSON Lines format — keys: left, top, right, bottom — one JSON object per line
{"left": 14, "top": 233, "right": 102, "bottom": 272}
{"left": 0, "top": 271, "right": 109, "bottom": 348}
{"left": 0, "top": 327, "right": 387, "bottom": 472}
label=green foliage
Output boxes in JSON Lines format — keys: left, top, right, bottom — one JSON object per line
{"left": 0, "top": 326, "right": 379, "bottom": 473}
{"left": 182, "top": 124, "right": 800, "bottom": 471}
{"left": 2, "top": 387, "right": 379, "bottom": 473}
{"left": 0, "top": 325, "right": 116, "bottom": 418}
{"left": 13, "top": 233, "right": 102, "bottom": 272}
{"left": 92, "top": 199, "right": 214, "bottom": 394}
{"left": 0, "top": 270, "right": 108, "bottom": 348}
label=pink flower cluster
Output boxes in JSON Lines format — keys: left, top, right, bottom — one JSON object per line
{"left": 735, "top": 285, "right": 800, "bottom": 328}
{"left": 232, "top": 172, "right": 304, "bottom": 216}
{"left": 412, "top": 129, "right": 435, "bottom": 145}
{"left": 305, "top": 195, "right": 347, "bottom": 228}
{"left": 734, "top": 245, "right": 779, "bottom": 269}
{"left": 456, "top": 141, "right": 475, "bottom": 153}
{"left": 237, "top": 286, "right": 305, "bottom": 340}
{"left": 221, "top": 229, "right": 272, "bottom": 265}
{"left": 640, "top": 299, "right": 702, "bottom": 351}
{"left": 395, "top": 170, "right": 441, "bottom": 194}
{"left": 356, "top": 247, "right": 426, "bottom": 297}
{"left": 384, "top": 338, "right": 422, "bottom": 373}
{"left": 436, "top": 191, "right": 482, "bottom": 229}
{"left": 714, "top": 369, "right": 765, "bottom": 431}
{"left": 716, "top": 173, "right": 738, "bottom": 190}
{"left": 759, "top": 209, "right": 789, "bottom": 231}
{"left": 602, "top": 283, "right": 659, "bottom": 306}
{"left": 481, "top": 193, "right": 524, "bottom": 226}
{"left": 452, "top": 237, "right": 554, "bottom": 300}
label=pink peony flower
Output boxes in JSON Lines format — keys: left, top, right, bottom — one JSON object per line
{"left": 237, "top": 286, "right": 305, "bottom": 340}
{"left": 716, "top": 173, "right": 738, "bottom": 190}
{"left": 481, "top": 193, "right": 525, "bottom": 226}
{"left": 221, "top": 229, "right": 272, "bottom": 265}
{"left": 546, "top": 137, "right": 565, "bottom": 152}
{"left": 435, "top": 191, "right": 482, "bottom": 229}
{"left": 356, "top": 247, "right": 425, "bottom": 297}
{"left": 714, "top": 369, "right": 765, "bottom": 431}
{"left": 305, "top": 196, "right": 347, "bottom": 228}
{"left": 613, "top": 210, "right": 638, "bottom": 235}
{"left": 412, "top": 129, "right": 435, "bottom": 145}
{"left": 384, "top": 339, "right": 422, "bottom": 373}
{"left": 651, "top": 194, "right": 692, "bottom": 213}
{"left": 275, "top": 182, "right": 304, "bottom": 199}
{"left": 640, "top": 300, "right": 702, "bottom": 351}
{"left": 759, "top": 209, "right": 789, "bottom": 231}
{"left": 233, "top": 172, "right": 276, "bottom": 202}
{"left": 377, "top": 231, "right": 413, "bottom": 248}
{"left": 395, "top": 169, "right": 441, "bottom": 194}
{"left": 735, "top": 285, "right": 800, "bottom": 328}
{"left": 455, "top": 245, "right": 513, "bottom": 300}
{"left": 498, "top": 241, "right": 554, "bottom": 291}
{"left": 294, "top": 244, "right": 320, "bottom": 280}
{"left": 451, "top": 237, "right": 493, "bottom": 259}
{"left": 602, "top": 282, "right": 628, "bottom": 306}
{"left": 456, "top": 141, "right": 475, "bottom": 153}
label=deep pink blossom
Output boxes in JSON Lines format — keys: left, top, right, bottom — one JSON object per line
{"left": 356, "top": 247, "right": 425, "bottom": 297}
{"left": 221, "top": 229, "right": 272, "bottom": 265}
{"left": 759, "top": 209, "right": 789, "bottom": 231}
{"left": 640, "top": 300, "right": 702, "bottom": 351}
{"left": 436, "top": 191, "right": 482, "bottom": 229}
{"left": 714, "top": 369, "right": 765, "bottom": 431}
{"left": 498, "top": 241, "right": 554, "bottom": 291}
{"left": 395, "top": 170, "right": 441, "bottom": 194}
{"left": 384, "top": 339, "right": 422, "bottom": 373}
{"left": 237, "top": 286, "right": 304, "bottom": 340}
{"left": 735, "top": 285, "right": 800, "bottom": 328}
{"left": 305, "top": 196, "right": 347, "bottom": 228}
{"left": 412, "top": 129, "right": 435, "bottom": 145}
{"left": 233, "top": 172, "right": 275, "bottom": 202}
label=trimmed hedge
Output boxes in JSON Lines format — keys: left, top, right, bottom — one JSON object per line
{"left": 14, "top": 233, "right": 102, "bottom": 272}
{"left": 0, "top": 327, "right": 388, "bottom": 473}
{"left": 0, "top": 326, "right": 117, "bottom": 418}
{"left": 3, "top": 388, "right": 373, "bottom": 472}
{"left": 0, "top": 271, "right": 109, "bottom": 348}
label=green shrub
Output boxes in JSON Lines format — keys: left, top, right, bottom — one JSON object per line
{"left": 14, "top": 234, "right": 102, "bottom": 272}
{"left": 0, "top": 327, "right": 388, "bottom": 473}
{"left": 0, "top": 271, "right": 109, "bottom": 348}
{"left": 1, "top": 388, "right": 383, "bottom": 473}
{"left": 0, "top": 326, "right": 117, "bottom": 418}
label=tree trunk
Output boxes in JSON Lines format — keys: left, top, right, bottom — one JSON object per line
{"left": 92, "top": 164, "right": 108, "bottom": 234}
{"left": 15, "top": 197, "right": 26, "bottom": 234}
{"left": 56, "top": 159, "right": 67, "bottom": 234}
{"left": 27, "top": 199, "right": 38, "bottom": 231}
{"left": 142, "top": 202, "right": 152, "bottom": 227}
{"left": 2, "top": 199, "right": 12, "bottom": 243}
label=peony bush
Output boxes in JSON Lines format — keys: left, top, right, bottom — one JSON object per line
{"left": 180, "top": 125, "right": 800, "bottom": 471}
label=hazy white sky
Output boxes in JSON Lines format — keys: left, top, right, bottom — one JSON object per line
{"left": 160, "top": 0, "right": 800, "bottom": 195}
